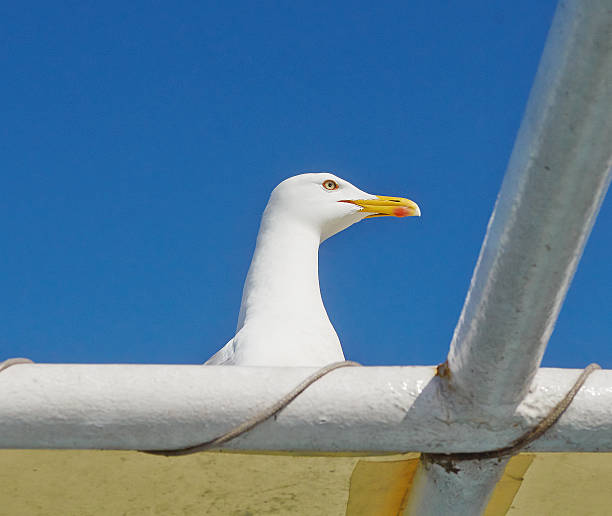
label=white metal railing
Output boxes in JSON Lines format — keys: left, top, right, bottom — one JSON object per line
{"left": 0, "top": 364, "right": 610, "bottom": 452}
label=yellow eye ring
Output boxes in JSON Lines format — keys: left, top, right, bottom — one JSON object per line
{"left": 322, "top": 179, "right": 339, "bottom": 190}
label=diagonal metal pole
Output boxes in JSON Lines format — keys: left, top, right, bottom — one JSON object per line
{"left": 405, "top": 0, "right": 612, "bottom": 514}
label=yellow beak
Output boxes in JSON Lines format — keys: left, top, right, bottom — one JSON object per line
{"left": 339, "top": 195, "right": 421, "bottom": 218}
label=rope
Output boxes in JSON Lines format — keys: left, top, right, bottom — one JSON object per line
{"left": 142, "top": 360, "right": 362, "bottom": 456}
{"left": 425, "top": 362, "right": 601, "bottom": 462}
{"left": 0, "top": 358, "right": 33, "bottom": 373}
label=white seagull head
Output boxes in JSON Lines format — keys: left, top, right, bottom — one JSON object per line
{"left": 265, "top": 172, "right": 421, "bottom": 242}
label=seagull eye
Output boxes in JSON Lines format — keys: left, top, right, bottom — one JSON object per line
{"left": 322, "top": 180, "right": 339, "bottom": 191}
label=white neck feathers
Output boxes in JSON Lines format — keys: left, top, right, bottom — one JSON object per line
{"left": 237, "top": 209, "right": 327, "bottom": 330}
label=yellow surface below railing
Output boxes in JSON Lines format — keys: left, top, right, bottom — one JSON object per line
{"left": 1, "top": 450, "right": 610, "bottom": 515}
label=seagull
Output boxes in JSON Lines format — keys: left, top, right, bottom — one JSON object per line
{"left": 205, "top": 173, "right": 420, "bottom": 366}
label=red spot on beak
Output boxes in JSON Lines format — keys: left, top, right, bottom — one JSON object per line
{"left": 393, "top": 206, "right": 412, "bottom": 217}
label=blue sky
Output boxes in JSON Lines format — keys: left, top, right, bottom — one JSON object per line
{"left": 2, "top": 1, "right": 610, "bottom": 369}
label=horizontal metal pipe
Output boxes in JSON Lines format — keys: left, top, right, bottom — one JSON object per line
{"left": 0, "top": 364, "right": 610, "bottom": 452}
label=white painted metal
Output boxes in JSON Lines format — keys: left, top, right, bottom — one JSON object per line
{"left": 448, "top": 0, "right": 612, "bottom": 412}
{"left": 404, "top": 457, "right": 509, "bottom": 516}
{"left": 406, "top": 0, "right": 612, "bottom": 514}
{"left": 0, "top": 364, "right": 609, "bottom": 452}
